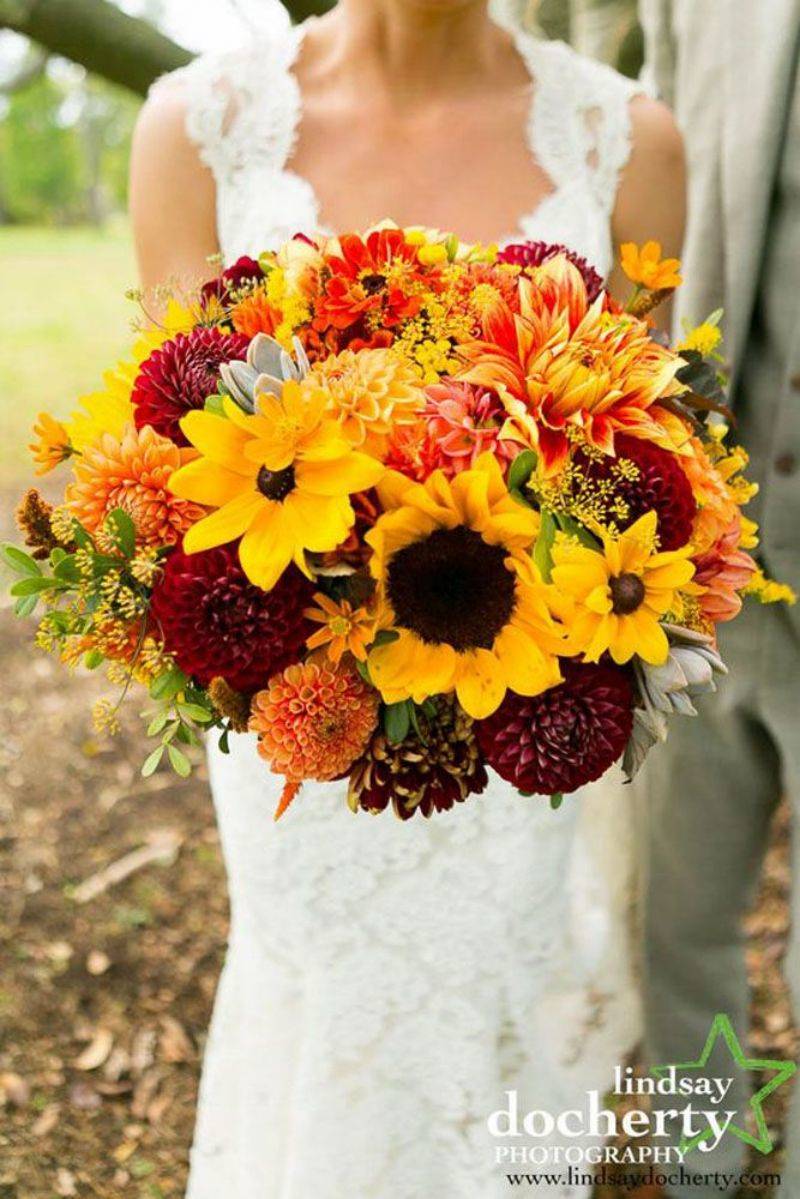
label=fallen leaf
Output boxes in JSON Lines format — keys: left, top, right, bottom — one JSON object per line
{"left": 131, "top": 1069, "right": 163, "bottom": 1120}
{"left": 55, "top": 1168, "right": 77, "bottom": 1197}
{"left": 0, "top": 1072, "right": 30, "bottom": 1107}
{"left": 86, "top": 949, "right": 111, "bottom": 976}
{"left": 71, "top": 829, "right": 182, "bottom": 904}
{"left": 74, "top": 1028, "right": 114, "bottom": 1071}
{"left": 68, "top": 1080, "right": 102, "bottom": 1111}
{"left": 31, "top": 1102, "right": 60, "bottom": 1137}
{"left": 159, "top": 1016, "right": 193, "bottom": 1063}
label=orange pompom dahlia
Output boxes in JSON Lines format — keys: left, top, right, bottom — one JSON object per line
{"left": 249, "top": 661, "right": 379, "bottom": 818}
{"left": 66, "top": 423, "right": 204, "bottom": 546}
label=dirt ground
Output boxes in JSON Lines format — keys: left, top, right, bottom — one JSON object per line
{"left": 0, "top": 500, "right": 795, "bottom": 1199}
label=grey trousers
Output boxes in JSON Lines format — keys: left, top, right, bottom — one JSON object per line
{"left": 637, "top": 598, "right": 799, "bottom": 1199}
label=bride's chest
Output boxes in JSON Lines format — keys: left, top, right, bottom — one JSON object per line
{"left": 287, "top": 90, "right": 555, "bottom": 247}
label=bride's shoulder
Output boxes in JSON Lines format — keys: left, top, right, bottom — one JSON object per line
{"left": 137, "top": 27, "right": 299, "bottom": 176}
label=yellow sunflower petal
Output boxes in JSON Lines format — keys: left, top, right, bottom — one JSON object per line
{"left": 494, "top": 624, "right": 562, "bottom": 697}
{"left": 180, "top": 410, "right": 254, "bottom": 473}
{"left": 168, "top": 457, "right": 250, "bottom": 507}
{"left": 297, "top": 451, "right": 384, "bottom": 497}
{"left": 238, "top": 504, "right": 295, "bottom": 591}
{"left": 454, "top": 648, "right": 507, "bottom": 719}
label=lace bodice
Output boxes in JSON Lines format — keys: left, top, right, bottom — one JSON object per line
{"left": 153, "top": 18, "right": 647, "bottom": 274}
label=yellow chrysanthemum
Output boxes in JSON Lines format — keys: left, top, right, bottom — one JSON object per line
{"left": 678, "top": 321, "right": 722, "bottom": 357}
{"left": 29, "top": 413, "right": 72, "bottom": 475}
{"left": 169, "top": 380, "right": 385, "bottom": 591}
{"left": 365, "top": 453, "right": 567, "bottom": 719}
{"left": 308, "top": 347, "right": 425, "bottom": 455}
{"left": 550, "top": 510, "right": 698, "bottom": 666}
{"left": 620, "top": 241, "right": 683, "bottom": 292}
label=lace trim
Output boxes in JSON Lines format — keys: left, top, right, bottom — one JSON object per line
{"left": 512, "top": 35, "right": 648, "bottom": 218}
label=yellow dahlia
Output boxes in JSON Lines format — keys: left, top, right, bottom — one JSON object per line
{"left": 550, "top": 510, "right": 698, "bottom": 666}
{"left": 65, "top": 423, "right": 204, "bottom": 547}
{"left": 365, "top": 454, "right": 567, "bottom": 719}
{"left": 308, "top": 347, "right": 425, "bottom": 456}
{"left": 249, "top": 661, "right": 379, "bottom": 819}
{"left": 30, "top": 413, "right": 72, "bottom": 475}
{"left": 168, "top": 379, "right": 384, "bottom": 591}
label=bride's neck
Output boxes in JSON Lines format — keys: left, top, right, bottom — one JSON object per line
{"left": 311, "top": 1, "right": 509, "bottom": 104}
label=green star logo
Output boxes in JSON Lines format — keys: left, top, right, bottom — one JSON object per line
{"left": 652, "top": 1012, "right": 796, "bottom": 1155}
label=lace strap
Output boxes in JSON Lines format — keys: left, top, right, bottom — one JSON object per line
{"left": 514, "top": 36, "right": 651, "bottom": 216}
{"left": 149, "top": 22, "right": 307, "bottom": 187}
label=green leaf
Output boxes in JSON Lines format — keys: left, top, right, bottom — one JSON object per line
{"left": 1, "top": 544, "right": 42, "bottom": 578}
{"left": 167, "top": 744, "right": 192, "bottom": 778}
{"left": 372, "top": 628, "right": 400, "bottom": 649}
{"left": 149, "top": 667, "right": 189, "bottom": 702}
{"left": 10, "top": 576, "right": 57, "bottom": 597}
{"left": 383, "top": 701, "right": 411, "bottom": 745}
{"left": 105, "top": 508, "right": 136, "bottom": 558}
{"left": 408, "top": 703, "right": 428, "bottom": 744}
{"left": 355, "top": 658, "right": 372, "bottom": 684}
{"left": 204, "top": 393, "right": 227, "bottom": 416}
{"left": 507, "top": 449, "right": 538, "bottom": 493}
{"left": 554, "top": 512, "right": 600, "bottom": 550}
{"left": 146, "top": 711, "right": 170, "bottom": 737}
{"left": 71, "top": 521, "right": 93, "bottom": 550}
{"left": 176, "top": 702, "right": 214, "bottom": 724}
{"left": 14, "top": 594, "right": 39, "bottom": 618}
{"left": 550, "top": 792, "right": 564, "bottom": 811}
{"left": 218, "top": 728, "right": 231, "bottom": 755}
{"left": 53, "top": 554, "right": 81, "bottom": 583}
{"left": 141, "top": 746, "right": 164, "bottom": 778}
{"left": 532, "top": 508, "right": 557, "bottom": 582}
{"left": 83, "top": 650, "right": 105, "bottom": 670}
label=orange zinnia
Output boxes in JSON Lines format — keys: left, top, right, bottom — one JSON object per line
{"left": 304, "top": 592, "right": 377, "bottom": 664}
{"left": 66, "top": 423, "right": 204, "bottom": 547}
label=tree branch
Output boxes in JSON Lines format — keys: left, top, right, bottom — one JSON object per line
{"left": 0, "top": 0, "right": 192, "bottom": 96}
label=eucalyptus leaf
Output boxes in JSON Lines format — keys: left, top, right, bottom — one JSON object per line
{"left": 1, "top": 544, "right": 42, "bottom": 577}
{"left": 383, "top": 701, "right": 411, "bottom": 745}
{"left": 14, "top": 594, "right": 39, "bottom": 618}
{"left": 10, "top": 576, "right": 57, "bottom": 597}
{"left": 142, "top": 745, "right": 164, "bottom": 778}
{"left": 167, "top": 744, "right": 192, "bottom": 778}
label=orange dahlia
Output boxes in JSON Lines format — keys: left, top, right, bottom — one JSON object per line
{"left": 66, "top": 424, "right": 204, "bottom": 547}
{"left": 250, "top": 661, "right": 379, "bottom": 819}
{"left": 314, "top": 228, "right": 427, "bottom": 336}
{"left": 693, "top": 517, "right": 757, "bottom": 625}
{"left": 459, "top": 259, "right": 688, "bottom": 476}
{"left": 230, "top": 286, "right": 283, "bottom": 339}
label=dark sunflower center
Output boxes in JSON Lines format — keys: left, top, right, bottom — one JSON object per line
{"left": 256, "top": 465, "right": 295, "bottom": 502}
{"left": 609, "top": 572, "right": 646, "bottom": 615}
{"left": 361, "top": 272, "right": 387, "bottom": 294}
{"left": 387, "top": 525, "right": 516, "bottom": 651}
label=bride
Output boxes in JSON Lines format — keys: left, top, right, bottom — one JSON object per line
{"left": 130, "top": 2, "right": 685, "bottom": 1196}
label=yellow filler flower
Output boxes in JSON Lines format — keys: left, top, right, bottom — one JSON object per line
{"left": 365, "top": 453, "right": 566, "bottom": 719}
{"left": 551, "top": 510, "right": 697, "bottom": 666}
{"left": 169, "top": 380, "right": 384, "bottom": 591}
{"left": 620, "top": 240, "right": 683, "bottom": 292}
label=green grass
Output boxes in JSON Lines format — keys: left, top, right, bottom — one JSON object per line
{"left": 0, "top": 224, "right": 137, "bottom": 487}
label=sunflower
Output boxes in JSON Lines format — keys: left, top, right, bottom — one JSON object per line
{"left": 168, "top": 379, "right": 384, "bottom": 591}
{"left": 550, "top": 510, "right": 698, "bottom": 665}
{"left": 365, "top": 454, "right": 566, "bottom": 719}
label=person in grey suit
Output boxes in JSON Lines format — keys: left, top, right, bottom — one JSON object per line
{"left": 637, "top": 2, "right": 800, "bottom": 1196}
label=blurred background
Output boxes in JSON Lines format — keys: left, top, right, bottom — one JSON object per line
{"left": 0, "top": 3, "right": 793, "bottom": 1198}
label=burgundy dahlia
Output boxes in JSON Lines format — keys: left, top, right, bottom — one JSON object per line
{"left": 348, "top": 698, "right": 488, "bottom": 820}
{"left": 201, "top": 255, "right": 264, "bottom": 305}
{"left": 132, "top": 327, "right": 250, "bottom": 445}
{"left": 150, "top": 544, "right": 314, "bottom": 693}
{"left": 575, "top": 434, "right": 697, "bottom": 551}
{"left": 476, "top": 660, "right": 634, "bottom": 796}
{"left": 498, "top": 240, "right": 605, "bottom": 303}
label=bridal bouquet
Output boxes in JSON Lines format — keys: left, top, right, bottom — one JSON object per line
{"left": 7, "top": 225, "right": 792, "bottom": 819}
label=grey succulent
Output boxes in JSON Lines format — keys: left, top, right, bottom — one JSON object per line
{"left": 220, "top": 333, "right": 310, "bottom": 413}
{"left": 622, "top": 624, "right": 728, "bottom": 780}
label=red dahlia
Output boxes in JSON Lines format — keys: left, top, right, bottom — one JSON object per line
{"left": 498, "top": 240, "right": 605, "bottom": 303}
{"left": 132, "top": 327, "right": 250, "bottom": 445}
{"left": 201, "top": 255, "right": 263, "bottom": 305}
{"left": 476, "top": 660, "right": 633, "bottom": 796}
{"left": 575, "top": 434, "right": 697, "bottom": 551}
{"left": 150, "top": 544, "right": 314, "bottom": 693}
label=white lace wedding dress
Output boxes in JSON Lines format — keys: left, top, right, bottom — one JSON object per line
{"left": 155, "top": 17, "right": 647, "bottom": 1199}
